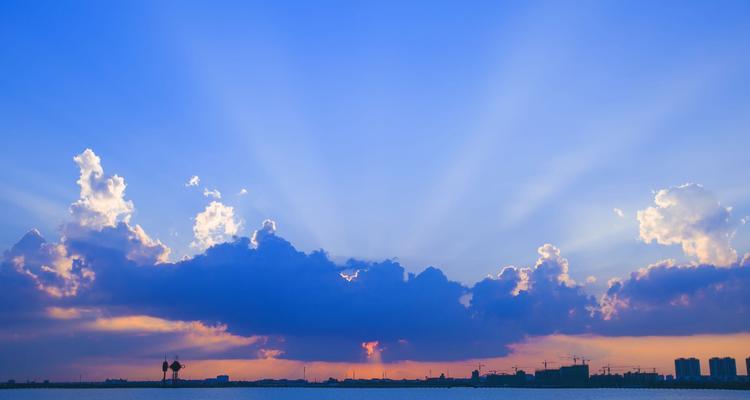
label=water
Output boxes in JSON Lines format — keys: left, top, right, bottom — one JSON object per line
{"left": 0, "top": 388, "right": 748, "bottom": 400}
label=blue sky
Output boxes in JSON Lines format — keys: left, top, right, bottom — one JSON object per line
{"left": 3, "top": 1, "right": 750, "bottom": 382}
{"left": 2, "top": 0, "right": 750, "bottom": 291}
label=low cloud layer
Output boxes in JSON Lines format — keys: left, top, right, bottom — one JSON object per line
{"left": 600, "top": 258, "right": 750, "bottom": 335}
{"left": 1, "top": 150, "right": 748, "bottom": 378}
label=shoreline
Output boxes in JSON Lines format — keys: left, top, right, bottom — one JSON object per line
{"left": 2, "top": 382, "right": 749, "bottom": 391}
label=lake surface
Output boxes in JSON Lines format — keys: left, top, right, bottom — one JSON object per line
{"left": 1, "top": 388, "right": 749, "bottom": 400}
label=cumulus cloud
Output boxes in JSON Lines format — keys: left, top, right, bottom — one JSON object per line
{"left": 185, "top": 175, "right": 200, "bottom": 187}
{"left": 191, "top": 201, "right": 241, "bottom": 250}
{"left": 251, "top": 219, "right": 276, "bottom": 248}
{"left": 0, "top": 147, "right": 172, "bottom": 353}
{"left": 63, "top": 221, "right": 170, "bottom": 265}
{"left": 470, "top": 245, "right": 595, "bottom": 336}
{"left": 69, "top": 149, "right": 133, "bottom": 229}
{"left": 203, "top": 188, "right": 222, "bottom": 199}
{"left": 80, "top": 230, "right": 498, "bottom": 362}
{"left": 535, "top": 244, "right": 575, "bottom": 286}
{"left": 637, "top": 183, "right": 737, "bottom": 266}
{"left": 64, "top": 149, "right": 170, "bottom": 265}
{"left": 2, "top": 151, "right": 749, "bottom": 374}
{"left": 599, "top": 259, "right": 750, "bottom": 335}
{"left": 238, "top": 188, "right": 248, "bottom": 196}
{"left": 613, "top": 208, "right": 625, "bottom": 218}
{"left": 3, "top": 218, "right": 750, "bottom": 367}
{"left": 4, "top": 230, "right": 93, "bottom": 297}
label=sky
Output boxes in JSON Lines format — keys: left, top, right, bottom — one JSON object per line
{"left": 1, "top": 0, "right": 749, "bottom": 382}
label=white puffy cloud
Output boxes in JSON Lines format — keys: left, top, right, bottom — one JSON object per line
{"left": 485, "top": 243, "right": 574, "bottom": 297}
{"left": 238, "top": 188, "right": 248, "bottom": 196}
{"left": 185, "top": 175, "right": 200, "bottom": 187}
{"left": 251, "top": 219, "right": 277, "bottom": 248}
{"left": 191, "top": 201, "right": 241, "bottom": 250}
{"left": 637, "top": 183, "right": 737, "bottom": 266}
{"left": 534, "top": 243, "right": 575, "bottom": 286}
{"left": 63, "top": 149, "right": 170, "bottom": 264}
{"left": 2, "top": 149, "right": 172, "bottom": 302}
{"left": 203, "top": 188, "right": 222, "bottom": 199}
{"left": 69, "top": 149, "right": 133, "bottom": 229}
{"left": 613, "top": 208, "right": 625, "bottom": 218}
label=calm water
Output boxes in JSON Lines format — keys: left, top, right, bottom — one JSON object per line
{"left": 0, "top": 388, "right": 749, "bottom": 400}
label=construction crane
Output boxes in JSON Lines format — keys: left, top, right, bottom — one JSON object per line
{"left": 560, "top": 354, "right": 590, "bottom": 366}
{"left": 559, "top": 354, "right": 577, "bottom": 365}
{"left": 463, "top": 362, "right": 486, "bottom": 376}
{"left": 477, "top": 362, "right": 486, "bottom": 375}
{"left": 541, "top": 360, "right": 557, "bottom": 370}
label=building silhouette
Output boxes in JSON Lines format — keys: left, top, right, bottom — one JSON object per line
{"left": 534, "top": 367, "right": 561, "bottom": 386}
{"left": 532, "top": 362, "right": 590, "bottom": 387}
{"left": 484, "top": 370, "right": 528, "bottom": 386}
{"left": 674, "top": 357, "right": 701, "bottom": 381}
{"left": 623, "top": 370, "right": 661, "bottom": 386}
{"left": 709, "top": 357, "right": 737, "bottom": 381}
{"left": 746, "top": 357, "right": 750, "bottom": 377}
{"left": 559, "top": 364, "right": 589, "bottom": 387}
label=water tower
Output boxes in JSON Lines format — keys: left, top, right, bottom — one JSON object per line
{"left": 169, "top": 355, "right": 185, "bottom": 384}
{"left": 161, "top": 355, "right": 169, "bottom": 384}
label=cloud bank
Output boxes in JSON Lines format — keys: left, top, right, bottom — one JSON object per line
{"left": 0, "top": 150, "right": 748, "bottom": 377}
{"left": 600, "top": 258, "right": 750, "bottom": 335}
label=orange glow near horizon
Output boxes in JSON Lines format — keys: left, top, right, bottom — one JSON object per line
{"left": 57, "top": 333, "right": 750, "bottom": 383}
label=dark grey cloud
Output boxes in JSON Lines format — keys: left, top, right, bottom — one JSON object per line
{"left": 599, "top": 259, "right": 750, "bottom": 335}
{"left": 3, "top": 220, "right": 749, "bottom": 372}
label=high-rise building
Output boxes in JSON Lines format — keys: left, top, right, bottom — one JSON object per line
{"left": 746, "top": 357, "right": 750, "bottom": 377}
{"left": 674, "top": 358, "right": 701, "bottom": 380}
{"left": 709, "top": 357, "right": 737, "bottom": 381}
